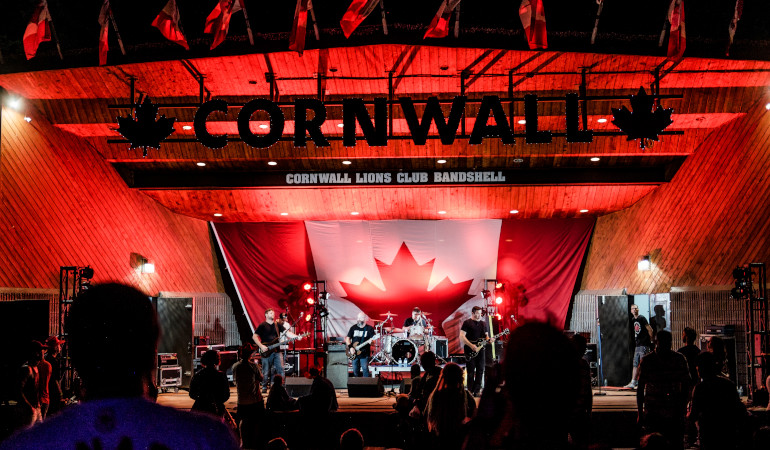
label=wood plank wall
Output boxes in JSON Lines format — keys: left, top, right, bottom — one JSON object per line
{"left": 0, "top": 108, "right": 221, "bottom": 295}
{"left": 580, "top": 97, "right": 770, "bottom": 293}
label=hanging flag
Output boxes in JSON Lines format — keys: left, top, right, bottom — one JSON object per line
{"left": 289, "top": 0, "right": 309, "bottom": 55}
{"left": 152, "top": 0, "right": 189, "bottom": 50}
{"left": 340, "top": 0, "right": 379, "bottom": 38}
{"left": 424, "top": 0, "right": 461, "bottom": 39}
{"left": 726, "top": 0, "right": 743, "bottom": 56}
{"left": 98, "top": 0, "right": 110, "bottom": 65}
{"left": 519, "top": 0, "right": 547, "bottom": 50}
{"left": 667, "top": 0, "right": 685, "bottom": 59}
{"left": 23, "top": 0, "right": 52, "bottom": 60}
{"left": 204, "top": 0, "right": 243, "bottom": 50}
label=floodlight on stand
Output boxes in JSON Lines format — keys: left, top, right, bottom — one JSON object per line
{"left": 638, "top": 255, "right": 651, "bottom": 271}
{"left": 306, "top": 297, "right": 315, "bottom": 305}
{"left": 303, "top": 282, "right": 313, "bottom": 291}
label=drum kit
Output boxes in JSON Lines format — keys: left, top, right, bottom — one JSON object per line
{"left": 370, "top": 311, "right": 444, "bottom": 365}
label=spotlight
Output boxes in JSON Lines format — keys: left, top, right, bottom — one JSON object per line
{"left": 495, "top": 313, "right": 502, "bottom": 321}
{"left": 8, "top": 98, "right": 21, "bottom": 110}
{"left": 79, "top": 266, "right": 94, "bottom": 279}
{"left": 731, "top": 266, "right": 752, "bottom": 299}
{"left": 305, "top": 313, "right": 313, "bottom": 322}
{"left": 303, "top": 282, "right": 313, "bottom": 291}
{"left": 306, "top": 297, "right": 315, "bottom": 305}
{"left": 638, "top": 255, "right": 651, "bottom": 271}
{"left": 495, "top": 281, "right": 504, "bottom": 290}
{"left": 495, "top": 296, "right": 503, "bottom": 305}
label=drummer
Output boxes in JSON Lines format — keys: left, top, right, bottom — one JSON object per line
{"left": 403, "top": 307, "right": 427, "bottom": 338}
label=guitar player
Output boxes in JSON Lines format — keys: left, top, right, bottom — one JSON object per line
{"left": 460, "top": 306, "right": 493, "bottom": 396}
{"left": 253, "top": 308, "right": 301, "bottom": 393}
{"left": 345, "top": 312, "right": 375, "bottom": 377}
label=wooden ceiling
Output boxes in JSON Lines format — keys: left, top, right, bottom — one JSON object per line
{"left": 2, "top": 45, "right": 769, "bottom": 222}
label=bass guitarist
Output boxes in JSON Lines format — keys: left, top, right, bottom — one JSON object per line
{"left": 460, "top": 306, "right": 493, "bottom": 396}
{"left": 253, "top": 308, "right": 301, "bottom": 393}
{"left": 345, "top": 312, "right": 375, "bottom": 377}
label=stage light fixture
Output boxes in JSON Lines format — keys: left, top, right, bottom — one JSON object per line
{"left": 731, "top": 266, "right": 752, "bottom": 299}
{"left": 303, "top": 282, "right": 313, "bottom": 291}
{"left": 495, "top": 281, "right": 504, "bottom": 289}
{"left": 79, "top": 266, "right": 94, "bottom": 279}
{"left": 305, "top": 313, "right": 312, "bottom": 322}
{"left": 495, "top": 296, "right": 503, "bottom": 305}
{"left": 306, "top": 297, "right": 315, "bottom": 305}
{"left": 495, "top": 313, "right": 502, "bottom": 321}
{"left": 638, "top": 255, "right": 651, "bottom": 271}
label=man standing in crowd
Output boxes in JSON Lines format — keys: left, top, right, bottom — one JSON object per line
{"left": 677, "top": 327, "right": 700, "bottom": 385}
{"left": 17, "top": 340, "right": 44, "bottom": 427}
{"left": 460, "top": 306, "right": 491, "bottom": 396}
{"left": 232, "top": 343, "right": 264, "bottom": 449}
{"left": 345, "top": 312, "right": 375, "bottom": 377}
{"left": 636, "top": 330, "right": 691, "bottom": 448}
{"left": 253, "top": 308, "right": 301, "bottom": 393}
{"left": 36, "top": 344, "right": 52, "bottom": 420}
{"left": 625, "top": 304, "right": 653, "bottom": 389}
{"left": 1, "top": 283, "right": 238, "bottom": 449}
{"left": 44, "top": 336, "right": 65, "bottom": 417}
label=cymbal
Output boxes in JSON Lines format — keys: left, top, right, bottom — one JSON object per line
{"left": 378, "top": 312, "right": 399, "bottom": 316}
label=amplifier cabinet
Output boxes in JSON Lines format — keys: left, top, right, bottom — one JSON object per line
{"left": 158, "top": 352, "right": 178, "bottom": 367}
{"left": 158, "top": 366, "right": 182, "bottom": 392}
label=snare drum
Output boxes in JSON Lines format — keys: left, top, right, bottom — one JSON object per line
{"left": 408, "top": 325, "right": 425, "bottom": 339}
{"left": 391, "top": 339, "right": 419, "bottom": 365}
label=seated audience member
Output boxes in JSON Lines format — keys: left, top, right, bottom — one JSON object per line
{"left": 412, "top": 351, "right": 441, "bottom": 415}
{"left": 232, "top": 343, "right": 264, "bottom": 449}
{"left": 299, "top": 367, "right": 338, "bottom": 414}
{"left": 688, "top": 351, "right": 749, "bottom": 450}
{"left": 0, "top": 283, "right": 238, "bottom": 450}
{"left": 425, "top": 362, "right": 476, "bottom": 449}
{"left": 266, "top": 437, "right": 289, "bottom": 450}
{"left": 189, "top": 349, "right": 231, "bottom": 420}
{"left": 503, "top": 322, "right": 581, "bottom": 449}
{"left": 339, "top": 428, "right": 365, "bottom": 450}
{"left": 266, "top": 373, "right": 299, "bottom": 411}
{"left": 637, "top": 330, "right": 690, "bottom": 448}
{"left": 407, "top": 363, "right": 422, "bottom": 401}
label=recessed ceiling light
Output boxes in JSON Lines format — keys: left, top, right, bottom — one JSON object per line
{"left": 196, "top": 162, "right": 206, "bottom": 167}
{"left": 259, "top": 124, "right": 269, "bottom": 129}
{"left": 517, "top": 119, "right": 526, "bottom": 125}
{"left": 510, "top": 210, "right": 519, "bottom": 214}
{"left": 280, "top": 212, "right": 289, "bottom": 216}
{"left": 213, "top": 213, "right": 223, "bottom": 217}
{"left": 337, "top": 123, "right": 345, "bottom": 128}
{"left": 590, "top": 157, "right": 600, "bottom": 162}
{"left": 350, "top": 211, "right": 359, "bottom": 215}
{"left": 268, "top": 161, "right": 278, "bottom": 166}
{"left": 437, "top": 159, "right": 447, "bottom": 164}
{"left": 182, "top": 125, "right": 192, "bottom": 130}
{"left": 342, "top": 160, "right": 352, "bottom": 165}
{"left": 579, "top": 209, "right": 589, "bottom": 213}
{"left": 513, "top": 158, "right": 524, "bottom": 163}
{"left": 24, "top": 116, "right": 32, "bottom": 122}
{"left": 438, "top": 210, "right": 447, "bottom": 214}
{"left": 766, "top": 103, "right": 770, "bottom": 110}
{"left": 597, "top": 118, "right": 608, "bottom": 123}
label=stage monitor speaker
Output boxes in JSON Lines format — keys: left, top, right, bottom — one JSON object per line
{"left": 400, "top": 377, "right": 414, "bottom": 395}
{"left": 348, "top": 377, "right": 384, "bottom": 397}
{"left": 285, "top": 377, "right": 313, "bottom": 397}
{"left": 326, "top": 351, "right": 349, "bottom": 389}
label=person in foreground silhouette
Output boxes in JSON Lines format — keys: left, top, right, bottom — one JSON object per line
{"left": 0, "top": 283, "right": 238, "bottom": 450}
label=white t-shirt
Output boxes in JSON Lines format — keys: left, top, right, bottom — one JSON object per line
{"left": 0, "top": 397, "right": 239, "bottom": 450}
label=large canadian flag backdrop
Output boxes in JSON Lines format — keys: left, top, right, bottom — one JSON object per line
{"left": 214, "top": 219, "right": 593, "bottom": 354}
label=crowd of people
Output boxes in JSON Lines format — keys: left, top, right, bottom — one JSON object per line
{"left": 2, "top": 285, "right": 770, "bottom": 449}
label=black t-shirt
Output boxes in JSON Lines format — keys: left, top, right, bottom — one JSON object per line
{"left": 403, "top": 317, "right": 426, "bottom": 328}
{"left": 461, "top": 318, "right": 488, "bottom": 354}
{"left": 255, "top": 321, "right": 280, "bottom": 345}
{"left": 632, "top": 315, "right": 651, "bottom": 347}
{"left": 347, "top": 324, "right": 375, "bottom": 358}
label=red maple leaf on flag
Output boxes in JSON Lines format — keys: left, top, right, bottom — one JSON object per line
{"left": 339, "top": 242, "right": 475, "bottom": 334}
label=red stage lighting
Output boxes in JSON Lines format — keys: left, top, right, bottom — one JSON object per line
{"left": 303, "top": 282, "right": 313, "bottom": 291}
{"left": 495, "top": 296, "right": 503, "bottom": 305}
{"left": 495, "top": 282, "right": 504, "bottom": 289}
{"left": 305, "top": 313, "right": 312, "bottom": 322}
{"left": 306, "top": 297, "right": 315, "bottom": 305}
{"left": 495, "top": 313, "right": 502, "bottom": 320}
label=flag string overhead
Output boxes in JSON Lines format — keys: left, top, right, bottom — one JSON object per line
{"left": 519, "top": 0, "right": 547, "bottom": 50}
{"left": 666, "top": 0, "right": 686, "bottom": 59}
{"left": 152, "top": 0, "right": 189, "bottom": 50}
{"left": 98, "top": 0, "right": 125, "bottom": 66}
{"left": 204, "top": 0, "right": 244, "bottom": 50}
{"left": 289, "top": 0, "right": 310, "bottom": 55}
{"left": 340, "top": 0, "right": 380, "bottom": 38}
{"left": 23, "top": 0, "right": 52, "bottom": 60}
{"left": 424, "top": 0, "right": 462, "bottom": 39}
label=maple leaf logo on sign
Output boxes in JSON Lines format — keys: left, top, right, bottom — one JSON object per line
{"left": 116, "top": 97, "right": 176, "bottom": 157}
{"left": 339, "top": 242, "right": 475, "bottom": 333}
{"left": 611, "top": 87, "right": 674, "bottom": 149}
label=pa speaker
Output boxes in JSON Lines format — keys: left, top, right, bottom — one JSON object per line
{"left": 400, "top": 377, "right": 414, "bottom": 395}
{"left": 285, "top": 377, "right": 313, "bottom": 397}
{"left": 348, "top": 377, "right": 384, "bottom": 397}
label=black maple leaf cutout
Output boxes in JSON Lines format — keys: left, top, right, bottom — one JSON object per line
{"left": 611, "top": 87, "right": 674, "bottom": 149}
{"left": 116, "top": 97, "right": 176, "bottom": 157}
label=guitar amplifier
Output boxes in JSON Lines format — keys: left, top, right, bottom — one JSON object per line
{"left": 158, "top": 352, "right": 178, "bottom": 367}
{"left": 195, "top": 344, "right": 226, "bottom": 359}
{"left": 326, "top": 342, "right": 347, "bottom": 352}
{"left": 157, "top": 365, "right": 182, "bottom": 391}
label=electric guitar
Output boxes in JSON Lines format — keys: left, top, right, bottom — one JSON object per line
{"left": 464, "top": 329, "right": 510, "bottom": 361}
{"left": 259, "top": 332, "right": 309, "bottom": 357}
{"left": 348, "top": 333, "right": 381, "bottom": 360}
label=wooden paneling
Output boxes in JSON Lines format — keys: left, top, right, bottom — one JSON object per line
{"left": 0, "top": 109, "right": 220, "bottom": 294}
{"left": 581, "top": 97, "right": 770, "bottom": 292}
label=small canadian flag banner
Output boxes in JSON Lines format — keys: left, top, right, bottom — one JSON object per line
{"left": 204, "top": 0, "right": 243, "bottom": 50}
{"left": 519, "top": 0, "right": 547, "bottom": 50}
{"left": 340, "top": 0, "right": 380, "bottom": 38}
{"left": 152, "top": 0, "right": 189, "bottom": 50}
{"left": 98, "top": 0, "right": 110, "bottom": 65}
{"left": 424, "top": 0, "right": 462, "bottom": 39}
{"left": 214, "top": 219, "right": 593, "bottom": 354}
{"left": 289, "top": 0, "right": 310, "bottom": 55}
{"left": 23, "top": 0, "right": 52, "bottom": 60}
{"left": 667, "top": 0, "right": 686, "bottom": 59}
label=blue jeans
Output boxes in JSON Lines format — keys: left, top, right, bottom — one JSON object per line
{"left": 261, "top": 352, "right": 284, "bottom": 388}
{"left": 352, "top": 356, "right": 369, "bottom": 377}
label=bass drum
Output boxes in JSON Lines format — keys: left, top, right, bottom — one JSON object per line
{"left": 391, "top": 339, "right": 419, "bottom": 365}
